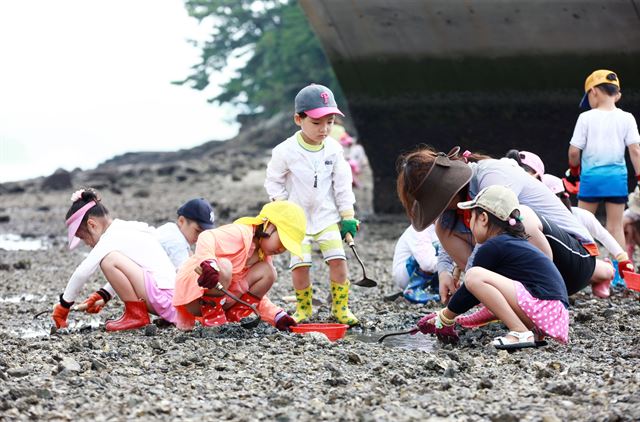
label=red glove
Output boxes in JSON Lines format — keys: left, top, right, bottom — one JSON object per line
{"left": 618, "top": 260, "right": 634, "bottom": 277}
{"left": 52, "top": 294, "right": 73, "bottom": 328}
{"left": 275, "top": 311, "right": 297, "bottom": 331}
{"left": 416, "top": 311, "right": 459, "bottom": 344}
{"left": 562, "top": 166, "right": 581, "bottom": 195}
{"left": 197, "top": 259, "right": 220, "bottom": 289}
{"left": 52, "top": 304, "right": 70, "bottom": 328}
{"left": 81, "top": 288, "right": 111, "bottom": 313}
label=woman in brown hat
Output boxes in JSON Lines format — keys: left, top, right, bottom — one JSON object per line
{"left": 397, "top": 146, "right": 602, "bottom": 326}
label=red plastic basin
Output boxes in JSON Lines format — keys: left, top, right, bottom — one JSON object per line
{"left": 290, "top": 323, "right": 349, "bottom": 341}
{"left": 622, "top": 271, "right": 640, "bottom": 292}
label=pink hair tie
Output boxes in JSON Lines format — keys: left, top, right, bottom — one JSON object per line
{"left": 462, "top": 150, "right": 472, "bottom": 163}
{"left": 508, "top": 218, "right": 517, "bottom": 226}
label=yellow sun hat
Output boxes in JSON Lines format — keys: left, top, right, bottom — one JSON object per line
{"left": 234, "top": 201, "right": 307, "bottom": 258}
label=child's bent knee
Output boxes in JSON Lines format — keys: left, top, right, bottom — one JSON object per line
{"left": 463, "top": 267, "right": 484, "bottom": 287}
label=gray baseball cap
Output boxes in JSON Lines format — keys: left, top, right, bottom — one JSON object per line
{"left": 457, "top": 185, "right": 519, "bottom": 221}
{"left": 294, "top": 84, "right": 344, "bottom": 119}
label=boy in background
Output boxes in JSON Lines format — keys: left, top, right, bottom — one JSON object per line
{"left": 566, "top": 69, "right": 640, "bottom": 272}
{"left": 155, "top": 198, "right": 215, "bottom": 270}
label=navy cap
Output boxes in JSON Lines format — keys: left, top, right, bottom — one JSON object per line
{"left": 177, "top": 198, "right": 215, "bottom": 229}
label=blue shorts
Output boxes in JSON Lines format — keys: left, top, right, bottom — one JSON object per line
{"left": 579, "top": 164, "right": 628, "bottom": 198}
{"left": 577, "top": 195, "right": 627, "bottom": 204}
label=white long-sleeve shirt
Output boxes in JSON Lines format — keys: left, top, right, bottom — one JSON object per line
{"left": 62, "top": 219, "right": 177, "bottom": 303}
{"left": 265, "top": 132, "right": 355, "bottom": 234}
{"left": 154, "top": 222, "right": 190, "bottom": 270}
{"left": 571, "top": 207, "right": 623, "bottom": 257}
{"left": 392, "top": 225, "right": 438, "bottom": 289}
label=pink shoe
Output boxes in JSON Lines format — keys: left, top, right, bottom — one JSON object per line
{"left": 456, "top": 305, "right": 499, "bottom": 329}
{"left": 592, "top": 279, "right": 611, "bottom": 298}
{"left": 593, "top": 260, "right": 614, "bottom": 299}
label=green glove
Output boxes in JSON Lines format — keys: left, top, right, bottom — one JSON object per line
{"left": 339, "top": 218, "right": 360, "bottom": 240}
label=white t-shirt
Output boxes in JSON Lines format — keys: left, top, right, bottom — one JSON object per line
{"left": 570, "top": 108, "right": 640, "bottom": 169}
{"left": 571, "top": 207, "right": 623, "bottom": 257}
{"left": 154, "top": 222, "right": 191, "bottom": 270}
{"left": 570, "top": 108, "right": 640, "bottom": 197}
{"left": 63, "top": 219, "right": 177, "bottom": 303}
{"left": 392, "top": 225, "right": 438, "bottom": 289}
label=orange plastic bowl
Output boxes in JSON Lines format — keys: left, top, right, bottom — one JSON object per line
{"left": 290, "top": 323, "right": 349, "bottom": 341}
{"left": 622, "top": 271, "right": 640, "bottom": 292}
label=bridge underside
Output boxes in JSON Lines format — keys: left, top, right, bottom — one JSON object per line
{"left": 300, "top": 0, "right": 640, "bottom": 213}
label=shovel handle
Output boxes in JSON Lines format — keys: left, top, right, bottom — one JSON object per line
{"left": 72, "top": 300, "right": 104, "bottom": 312}
{"left": 345, "top": 232, "right": 355, "bottom": 247}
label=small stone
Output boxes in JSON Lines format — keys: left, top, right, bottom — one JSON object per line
{"left": 91, "top": 358, "right": 107, "bottom": 371}
{"left": 144, "top": 324, "right": 158, "bottom": 337}
{"left": 57, "top": 357, "right": 81, "bottom": 374}
{"left": 479, "top": 378, "right": 493, "bottom": 389}
{"left": 7, "top": 367, "right": 30, "bottom": 377}
{"left": 347, "top": 352, "right": 362, "bottom": 364}
{"left": 443, "top": 366, "right": 455, "bottom": 378}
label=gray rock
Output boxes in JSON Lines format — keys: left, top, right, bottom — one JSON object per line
{"left": 57, "top": 357, "right": 81, "bottom": 374}
{"left": 7, "top": 367, "right": 30, "bottom": 377}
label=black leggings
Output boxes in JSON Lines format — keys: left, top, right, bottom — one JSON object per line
{"left": 538, "top": 214, "right": 596, "bottom": 295}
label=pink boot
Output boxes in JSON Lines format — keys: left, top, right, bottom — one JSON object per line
{"left": 593, "top": 260, "right": 615, "bottom": 299}
{"left": 456, "top": 305, "right": 499, "bottom": 329}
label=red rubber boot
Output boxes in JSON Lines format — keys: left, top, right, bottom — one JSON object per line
{"left": 225, "top": 293, "right": 260, "bottom": 322}
{"left": 200, "top": 295, "right": 228, "bottom": 327}
{"left": 105, "top": 300, "right": 150, "bottom": 331}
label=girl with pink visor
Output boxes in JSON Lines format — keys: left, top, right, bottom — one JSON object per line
{"left": 52, "top": 188, "right": 177, "bottom": 331}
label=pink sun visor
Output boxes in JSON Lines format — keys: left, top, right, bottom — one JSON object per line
{"left": 65, "top": 201, "right": 96, "bottom": 249}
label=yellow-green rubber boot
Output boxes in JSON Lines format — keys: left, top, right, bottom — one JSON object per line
{"left": 292, "top": 285, "right": 313, "bottom": 323}
{"left": 331, "top": 280, "right": 359, "bottom": 326}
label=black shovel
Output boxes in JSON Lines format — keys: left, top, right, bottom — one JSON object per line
{"left": 345, "top": 233, "right": 378, "bottom": 287}
{"left": 377, "top": 327, "right": 419, "bottom": 343}
{"left": 195, "top": 266, "right": 261, "bottom": 329}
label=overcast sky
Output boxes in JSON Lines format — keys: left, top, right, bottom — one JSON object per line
{"left": 0, "top": 0, "right": 239, "bottom": 183}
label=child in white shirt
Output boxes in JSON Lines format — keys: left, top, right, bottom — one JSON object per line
{"left": 265, "top": 84, "right": 359, "bottom": 325}
{"left": 52, "top": 188, "right": 177, "bottom": 331}
{"left": 566, "top": 69, "right": 640, "bottom": 250}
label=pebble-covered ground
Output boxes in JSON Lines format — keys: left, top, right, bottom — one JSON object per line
{"left": 1, "top": 147, "right": 640, "bottom": 421}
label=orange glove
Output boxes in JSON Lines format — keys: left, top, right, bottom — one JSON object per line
{"left": 81, "top": 288, "right": 111, "bottom": 313}
{"left": 52, "top": 294, "right": 73, "bottom": 328}
{"left": 52, "top": 304, "right": 70, "bottom": 328}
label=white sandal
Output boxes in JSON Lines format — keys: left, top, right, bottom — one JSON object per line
{"left": 492, "top": 330, "right": 537, "bottom": 350}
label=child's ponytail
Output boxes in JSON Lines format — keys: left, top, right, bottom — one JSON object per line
{"left": 474, "top": 207, "right": 528, "bottom": 240}
{"left": 65, "top": 187, "right": 109, "bottom": 221}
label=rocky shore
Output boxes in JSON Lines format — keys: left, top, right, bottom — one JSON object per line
{"left": 1, "top": 116, "right": 640, "bottom": 421}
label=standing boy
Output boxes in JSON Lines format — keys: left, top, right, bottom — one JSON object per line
{"left": 566, "top": 69, "right": 640, "bottom": 274}
{"left": 265, "top": 84, "right": 360, "bottom": 325}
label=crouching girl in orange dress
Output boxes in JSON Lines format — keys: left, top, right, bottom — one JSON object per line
{"left": 172, "top": 201, "right": 306, "bottom": 331}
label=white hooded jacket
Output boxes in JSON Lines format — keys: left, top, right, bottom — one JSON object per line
{"left": 265, "top": 132, "right": 355, "bottom": 234}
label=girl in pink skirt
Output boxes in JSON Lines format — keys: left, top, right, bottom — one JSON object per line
{"left": 417, "top": 185, "right": 569, "bottom": 349}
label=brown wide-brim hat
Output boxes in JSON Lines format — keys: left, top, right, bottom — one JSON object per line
{"left": 408, "top": 150, "right": 473, "bottom": 231}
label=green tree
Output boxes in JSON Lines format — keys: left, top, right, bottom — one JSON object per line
{"left": 177, "top": 0, "right": 344, "bottom": 118}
